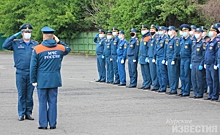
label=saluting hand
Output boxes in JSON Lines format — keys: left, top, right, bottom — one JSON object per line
{"left": 53, "top": 35, "right": 60, "bottom": 43}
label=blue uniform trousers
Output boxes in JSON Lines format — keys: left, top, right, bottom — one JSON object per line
{"left": 37, "top": 88, "right": 58, "bottom": 127}
{"left": 191, "top": 62, "right": 204, "bottom": 97}
{"left": 140, "top": 63, "right": 151, "bottom": 88}
{"left": 156, "top": 59, "right": 168, "bottom": 91}
{"left": 16, "top": 70, "right": 34, "bottom": 116}
{"left": 167, "top": 59, "right": 179, "bottom": 93}
{"left": 149, "top": 58, "right": 159, "bottom": 89}
{"left": 112, "top": 55, "right": 120, "bottom": 83}
{"left": 180, "top": 58, "right": 191, "bottom": 95}
{"left": 117, "top": 57, "right": 126, "bottom": 84}
{"left": 128, "top": 56, "right": 138, "bottom": 86}
{"left": 106, "top": 56, "right": 113, "bottom": 83}
{"left": 206, "top": 64, "right": 219, "bottom": 99}
{"left": 97, "top": 55, "right": 106, "bottom": 81}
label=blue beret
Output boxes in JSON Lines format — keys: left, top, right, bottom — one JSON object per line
{"left": 41, "top": 26, "right": 55, "bottom": 34}
{"left": 112, "top": 27, "right": 119, "bottom": 31}
{"left": 119, "top": 30, "right": 125, "bottom": 34}
{"left": 168, "top": 26, "right": 176, "bottom": 31}
{"left": 20, "top": 23, "right": 33, "bottom": 30}
{"left": 106, "top": 30, "right": 112, "bottom": 34}
{"left": 150, "top": 24, "right": 158, "bottom": 31}
{"left": 140, "top": 24, "right": 149, "bottom": 29}
{"left": 98, "top": 29, "right": 105, "bottom": 34}
{"left": 158, "top": 26, "right": 166, "bottom": 30}
{"left": 195, "top": 28, "right": 203, "bottom": 33}
{"left": 201, "top": 26, "right": 208, "bottom": 31}
{"left": 210, "top": 25, "right": 219, "bottom": 33}
{"left": 190, "top": 25, "right": 197, "bottom": 30}
{"left": 180, "top": 24, "right": 191, "bottom": 31}
{"left": 130, "top": 28, "right": 137, "bottom": 33}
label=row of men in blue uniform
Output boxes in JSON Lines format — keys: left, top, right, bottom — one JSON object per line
{"left": 94, "top": 23, "right": 220, "bottom": 101}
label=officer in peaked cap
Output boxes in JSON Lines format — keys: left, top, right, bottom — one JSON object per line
{"left": 117, "top": 30, "right": 128, "bottom": 86}
{"left": 2, "top": 23, "right": 38, "bottom": 121}
{"left": 155, "top": 26, "right": 168, "bottom": 93}
{"left": 127, "top": 28, "right": 139, "bottom": 88}
{"left": 104, "top": 30, "right": 114, "bottom": 84}
{"left": 138, "top": 24, "right": 152, "bottom": 90}
{"left": 94, "top": 29, "right": 106, "bottom": 82}
{"left": 190, "top": 27, "right": 206, "bottom": 99}
{"left": 111, "top": 27, "right": 120, "bottom": 84}
{"left": 204, "top": 25, "right": 220, "bottom": 101}
{"left": 178, "top": 24, "right": 192, "bottom": 97}
{"left": 147, "top": 24, "right": 159, "bottom": 91}
{"left": 166, "top": 26, "right": 180, "bottom": 95}
{"left": 30, "top": 26, "right": 71, "bottom": 129}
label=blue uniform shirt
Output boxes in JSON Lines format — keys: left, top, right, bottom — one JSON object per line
{"left": 155, "top": 34, "right": 168, "bottom": 59}
{"left": 204, "top": 36, "right": 220, "bottom": 65}
{"left": 111, "top": 36, "right": 119, "bottom": 55}
{"left": 148, "top": 35, "right": 157, "bottom": 59}
{"left": 2, "top": 35, "right": 38, "bottom": 71}
{"left": 104, "top": 39, "right": 113, "bottom": 57}
{"left": 94, "top": 36, "right": 106, "bottom": 55}
{"left": 139, "top": 32, "right": 151, "bottom": 64}
{"left": 191, "top": 39, "right": 206, "bottom": 65}
{"left": 117, "top": 39, "right": 128, "bottom": 59}
{"left": 127, "top": 37, "right": 139, "bottom": 59}
{"left": 180, "top": 36, "right": 192, "bottom": 58}
{"left": 166, "top": 36, "right": 180, "bottom": 61}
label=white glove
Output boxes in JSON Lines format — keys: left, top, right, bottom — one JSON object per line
{"left": 214, "top": 65, "right": 218, "bottom": 70}
{"left": 204, "top": 64, "right": 206, "bottom": 69}
{"left": 133, "top": 59, "right": 136, "bottom": 63}
{"left": 121, "top": 59, "right": 124, "bottom": 64}
{"left": 32, "top": 83, "right": 37, "bottom": 87}
{"left": 162, "top": 60, "right": 165, "bottom": 64}
{"left": 152, "top": 59, "right": 156, "bottom": 63}
{"left": 165, "top": 61, "right": 168, "bottom": 65}
{"left": 110, "top": 58, "right": 113, "bottom": 61}
{"left": 171, "top": 61, "right": 175, "bottom": 65}
{"left": 53, "top": 35, "right": 60, "bottom": 43}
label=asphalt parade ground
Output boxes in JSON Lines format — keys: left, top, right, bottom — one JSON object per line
{"left": 0, "top": 52, "right": 219, "bottom": 135}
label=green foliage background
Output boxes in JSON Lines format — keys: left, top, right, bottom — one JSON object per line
{"left": 0, "top": 0, "right": 217, "bottom": 41}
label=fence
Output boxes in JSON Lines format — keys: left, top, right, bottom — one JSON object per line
{"left": 0, "top": 32, "right": 97, "bottom": 54}
{"left": 61, "top": 32, "right": 97, "bottom": 55}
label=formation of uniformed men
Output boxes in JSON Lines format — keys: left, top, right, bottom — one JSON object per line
{"left": 94, "top": 23, "right": 220, "bottom": 102}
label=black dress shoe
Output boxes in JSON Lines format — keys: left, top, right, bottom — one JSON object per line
{"left": 204, "top": 97, "right": 211, "bottom": 100}
{"left": 138, "top": 86, "right": 144, "bottom": 89}
{"left": 166, "top": 91, "right": 177, "bottom": 95}
{"left": 151, "top": 88, "right": 158, "bottom": 91}
{"left": 180, "top": 94, "right": 189, "bottom": 97}
{"left": 211, "top": 98, "right": 218, "bottom": 101}
{"left": 195, "top": 96, "right": 203, "bottom": 99}
{"left": 127, "top": 86, "right": 136, "bottom": 88}
{"left": 25, "top": 114, "right": 34, "bottom": 120}
{"left": 189, "top": 96, "right": 196, "bottom": 98}
{"left": 18, "top": 116, "right": 24, "bottom": 121}
{"left": 38, "top": 127, "right": 47, "bottom": 130}
{"left": 95, "top": 80, "right": 100, "bottom": 82}
{"left": 177, "top": 94, "right": 182, "bottom": 96}
{"left": 158, "top": 90, "right": 166, "bottom": 93}
{"left": 107, "top": 82, "right": 113, "bottom": 84}
{"left": 143, "top": 87, "right": 150, "bottom": 90}
{"left": 118, "top": 84, "right": 126, "bottom": 86}
{"left": 113, "top": 82, "right": 120, "bottom": 85}
{"left": 99, "top": 80, "right": 106, "bottom": 83}
{"left": 50, "top": 126, "right": 56, "bottom": 129}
